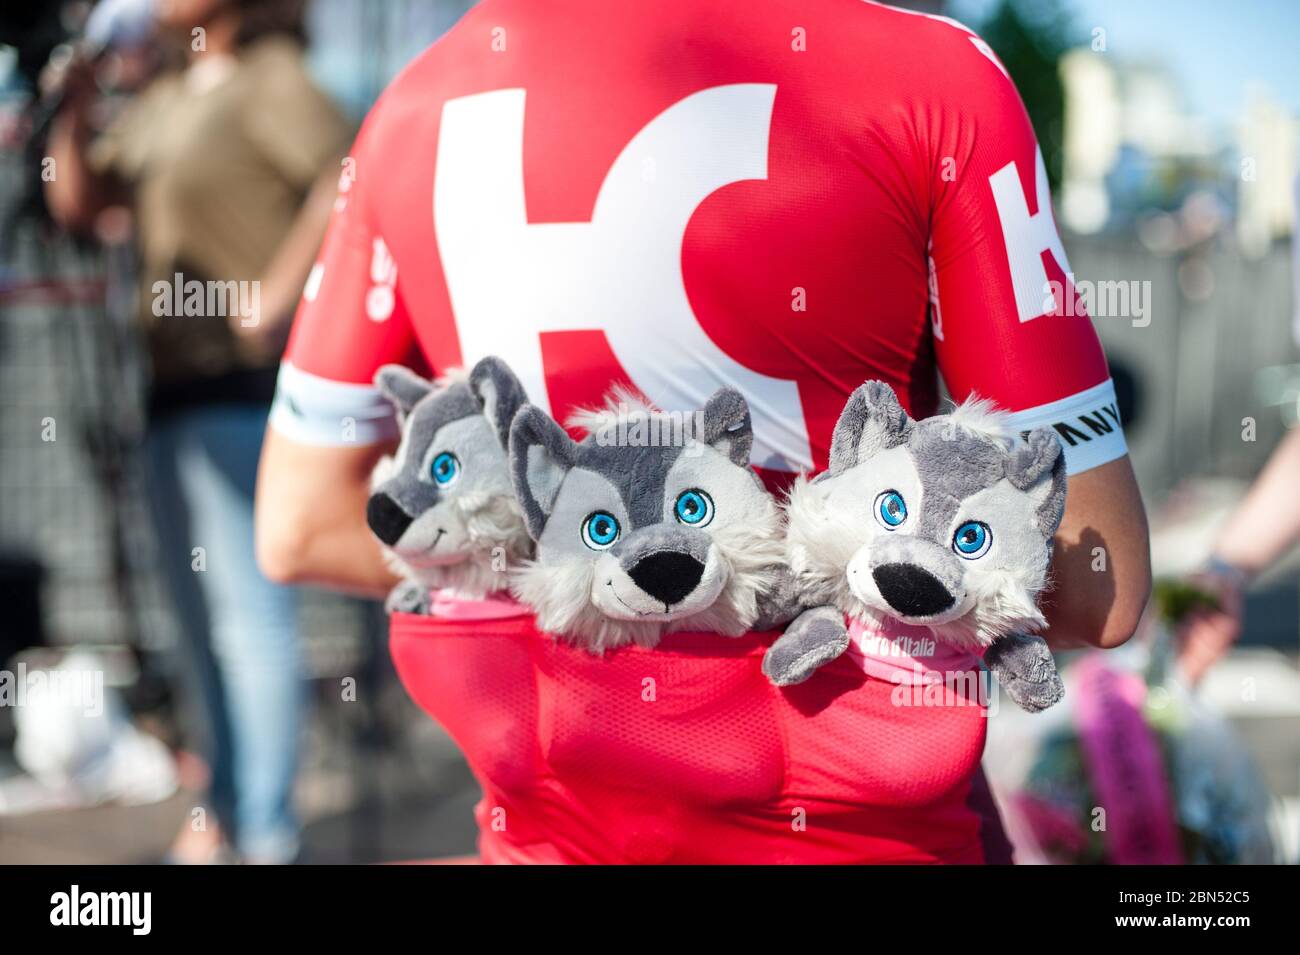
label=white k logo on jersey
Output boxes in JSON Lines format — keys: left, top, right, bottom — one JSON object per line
{"left": 366, "top": 237, "right": 397, "bottom": 322}
{"left": 433, "top": 84, "right": 812, "bottom": 471}
{"left": 989, "top": 145, "right": 1073, "bottom": 324}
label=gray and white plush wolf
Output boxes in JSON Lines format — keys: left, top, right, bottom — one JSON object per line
{"left": 367, "top": 356, "right": 532, "bottom": 614}
{"left": 508, "top": 387, "right": 800, "bottom": 652}
{"left": 762, "top": 381, "right": 1067, "bottom": 712}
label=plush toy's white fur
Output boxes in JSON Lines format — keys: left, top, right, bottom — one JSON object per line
{"left": 563, "top": 383, "right": 655, "bottom": 436}
{"left": 937, "top": 395, "right": 1018, "bottom": 447}
{"left": 434, "top": 367, "right": 471, "bottom": 387}
{"left": 512, "top": 388, "right": 789, "bottom": 653}
{"left": 511, "top": 498, "right": 786, "bottom": 653}
{"left": 377, "top": 480, "right": 532, "bottom": 600}
{"left": 785, "top": 396, "right": 1053, "bottom": 652}
{"left": 370, "top": 362, "right": 531, "bottom": 602}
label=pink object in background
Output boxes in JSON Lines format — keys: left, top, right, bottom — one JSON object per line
{"left": 1072, "top": 655, "right": 1183, "bottom": 864}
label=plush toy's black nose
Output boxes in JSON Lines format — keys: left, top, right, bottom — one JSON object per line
{"left": 628, "top": 551, "right": 705, "bottom": 606}
{"left": 367, "top": 492, "right": 413, "bottom": 546}
{"left": 871, "top": 563, "right": 955, "bottom": 617}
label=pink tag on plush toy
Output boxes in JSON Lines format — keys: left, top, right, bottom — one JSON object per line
{"left": 427, "top": 588, "right": 530, "bottom": 621}
{"left": 844, "top": 616, "right": 981, "bottom": 686}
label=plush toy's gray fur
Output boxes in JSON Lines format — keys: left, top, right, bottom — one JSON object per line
{"left": 764, "top": 380, "right": 1067, "bottom": 712}
{"left": 983, "top": 631, "right": 1067, "bottom": 712}
{"left": 760, "top": 605, "right": 850, "bottom": 685}
{"left": 508, "top": 387, "right": 799, "bottom": 653}
{"left": 367, "top": 357, "right": 532, "bottom": 612}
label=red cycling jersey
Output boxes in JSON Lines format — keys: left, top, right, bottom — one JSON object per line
{"left": 390, "top": 609, "right": 991, "bottom": 864}
{"left": 272, "top": 0, "right": 1125, "bottom": 476}
{"left": 272, "top": 0, "right": 1128, "bottom": 864}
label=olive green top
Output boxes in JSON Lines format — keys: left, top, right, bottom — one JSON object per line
{"left": 91, "top": 36, "right": 351, "bottom": 392}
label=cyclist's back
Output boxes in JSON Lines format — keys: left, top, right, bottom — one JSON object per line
{"left": 275, "top": 0, "right": 1125, "bottom": 480}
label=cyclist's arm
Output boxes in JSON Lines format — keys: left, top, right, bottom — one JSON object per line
{"left": 255, "top": 303, "right": 416, "bottom": 594}
{"left": 256, "top": 433, "right": 396, "bottom": 596}
{"left": 1041, "top": 457, "right": 1150, "bottom": 649}
{"left": 923, "top": 22, "right": 1150, "bottom": 649}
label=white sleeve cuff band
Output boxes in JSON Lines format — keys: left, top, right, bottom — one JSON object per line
{"left": 267, "top": 362, "right": 401, "bottom": 447}
{"left": 1005, "top": 377, "right": 1128, "bottom": 476}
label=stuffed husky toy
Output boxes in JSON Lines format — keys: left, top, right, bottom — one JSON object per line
{"left": 367, "top": 356, "right": 532, "bottom": 614}
{"left": 507, "top": 387, "right": 800, "bottom": 652}
{"left": 762, "top": 381, "right": 1067, "bottom": 712}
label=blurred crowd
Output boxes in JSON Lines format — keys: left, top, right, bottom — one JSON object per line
{"left": 3, "top": 0, "right": 357, "bottom": 863}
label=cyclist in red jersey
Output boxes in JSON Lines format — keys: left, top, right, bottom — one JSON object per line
{"left": 255, "top": 0, "right": 1151, "bottom": 863}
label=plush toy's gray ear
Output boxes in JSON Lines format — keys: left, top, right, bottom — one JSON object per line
{"left": 374, "top": 365, "right": 433, "bottom": 422}
{"left": 699, "top": 386, "right": 752, "bottom": 467}
{"left": 1007, "top": 427, "right": 1067, "bottom": 537}
{"left": 469, "top": 356, "right": 528, "bottom": 448}
{"left": 828, "top": 380, "right": 914, "bottom": 473}
{"left": 509, "top": 405, "right": 577, "bottom": 539}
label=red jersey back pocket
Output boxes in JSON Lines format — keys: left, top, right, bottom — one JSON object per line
{"left": 535, "top": 630, "right": 786, "bottom": 809}
{"left": 388, "top": 612, "right": 988, "bottom": 863}
{"left": 388, "top": 611, "right": 544, "bottom": 795}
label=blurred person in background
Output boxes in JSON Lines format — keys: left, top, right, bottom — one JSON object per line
{"left": 1175, "top": 427, "right": 1300, "bottom": 685}
{"left": 43, "top": 0, "right": 351, "bottom": 863}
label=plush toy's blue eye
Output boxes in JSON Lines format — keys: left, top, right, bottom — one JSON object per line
{"left": 952, "top": 521, "right": 992, "bottom": 559}
{"left": 430, "top": 451, "right": 460, "bottom": 487}
{"left": 581, "top": 511, "right": 621, "bottom": 550}
{"left": 674, "top": 489, "right": 714, "bottom": 527}
{"left": 874, "top": 490, "right": 907, "bottom": 529}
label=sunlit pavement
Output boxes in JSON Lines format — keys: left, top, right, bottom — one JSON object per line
{"left": 0, "top": 688, "right": 483, "bottom": 865}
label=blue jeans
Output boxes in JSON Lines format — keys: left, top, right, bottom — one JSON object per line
{"left": 147, "top": 404, "right": 303, "bottom": 862}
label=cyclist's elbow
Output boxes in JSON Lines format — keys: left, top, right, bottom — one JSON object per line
{"left": 1091, "top": 551, "right": 1152, "bottom": 650}
{"left": 256, "top": 522, "right": 309, "bottom": 585}
{"left": 1050, "top": 457, "right": 1153, "bottom": 650}
{"left": 1046, "top": 530, "right": 1152, "bottom": 651}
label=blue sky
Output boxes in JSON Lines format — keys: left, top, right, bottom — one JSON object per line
{"left": 951, "top": 0, "right": 1300, "bottom": 129}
